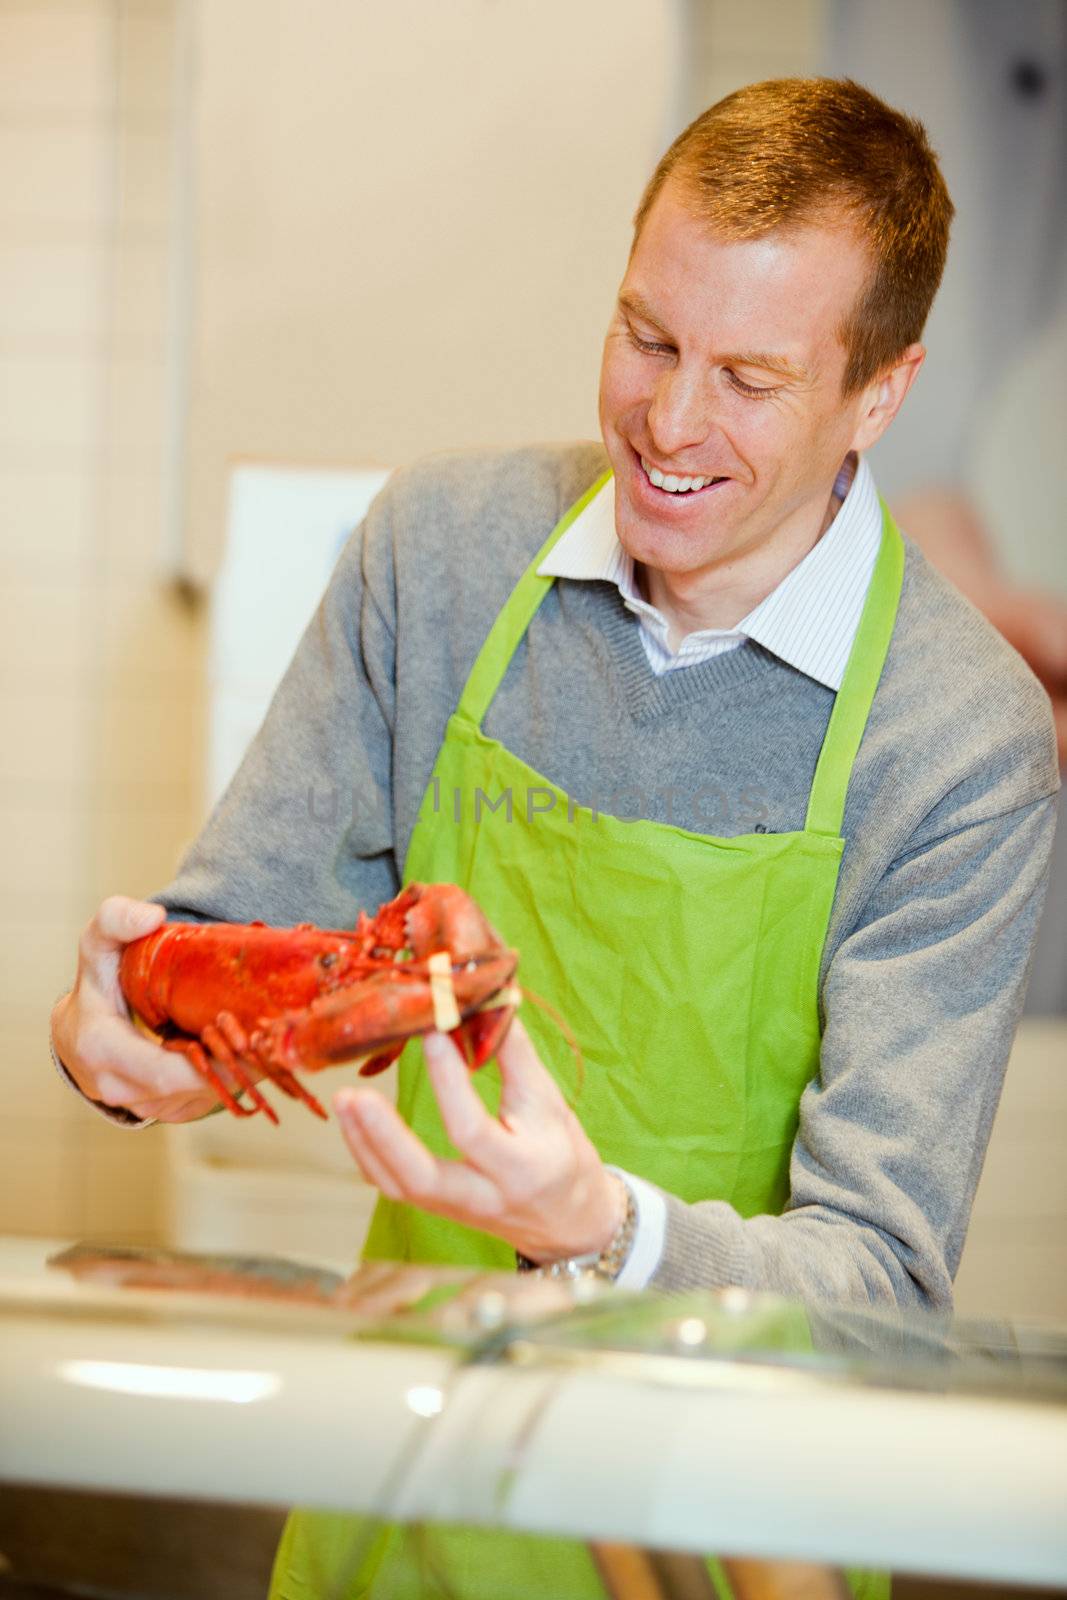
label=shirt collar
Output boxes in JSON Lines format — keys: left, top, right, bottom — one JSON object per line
{"left": 537, "top": 454, "right": 884, "bottom": 691}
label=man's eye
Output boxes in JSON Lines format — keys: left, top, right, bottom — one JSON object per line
{"left": 726, "top": 369, "right": 776, "bottom": 400}
{"left": 628, "top": 330, "right": 672, "bottom": 355}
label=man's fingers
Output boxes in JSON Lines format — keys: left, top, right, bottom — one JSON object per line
{"left": 422, "top": 1032, "right": 512, "bottom": 1170}
{"left": 993, "top": 592, "right": 1067, "bottom": 689}
{"left": 54, "top": 898, "right": 243, "bottom": 1125}
{"left": 133, "top": 1090, "right": 223, "bottom": 1124}
{"left": 88, "top": 895, "right": 166, "bottom": 954}
{"left": 78, "top": 1012, "right": 185, "bottom": 1085}
{"left": 336, "top": 1262, "right": 443, "bottom": 1315}
{"left": 1051, "top": 698, "right": 1067, "bottom": 767}
{"left": 69, "top": 1011, "right": 211, "bottom": 1108}
{"left": 335, "top": 1086, "right": 498, "bottom": 1216}
{"left": 334, "top": 1089, "right": 407, "bottom": 1199}
{"left": 496, "top": 1016, "right": 570, "bottom": 1121}
{"left": 78, "top": 897, "right": 167, "bottom": 1005}
{"left": 1026, "top": 596, "right": 1067, "bottom": 681}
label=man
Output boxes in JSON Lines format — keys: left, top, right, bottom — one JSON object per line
{"left": 52, "top": 76, "right": 1056, "bottom": 1594}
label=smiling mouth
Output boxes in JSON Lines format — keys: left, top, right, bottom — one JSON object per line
{"left": 638, "top": 453, "right": 728, "bottom": 495}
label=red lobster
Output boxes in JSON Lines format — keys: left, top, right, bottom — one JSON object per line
{"left": 118, "top": 882, "right": 518, "bottom": 1122}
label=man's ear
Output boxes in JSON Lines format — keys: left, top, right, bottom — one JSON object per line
{"left": 849, "top": 343, "right": 925, "bottom": 453}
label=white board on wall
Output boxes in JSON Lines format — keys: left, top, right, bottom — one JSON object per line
{"left": 172, "top": 460, "right": 397, "bottom": 1267}
{"left": 207, "top": 462, "right": 391, "bottom": 810}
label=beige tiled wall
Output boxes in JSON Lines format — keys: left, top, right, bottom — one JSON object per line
{"left": 0, "top": 0, "right": 827, "bottom": 1246}
{"left": 0, "top": 0, "right": 200, "bottom": 1245}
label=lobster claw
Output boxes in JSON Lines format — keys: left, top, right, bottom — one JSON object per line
{"left": 260, "top": 948, "right": 519, "bottom": 1073}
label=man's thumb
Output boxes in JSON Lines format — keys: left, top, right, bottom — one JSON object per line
{"left": 95, "top": 895, "right": 167, "bottom": 947}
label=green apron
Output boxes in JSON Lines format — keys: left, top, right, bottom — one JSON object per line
{"left": 271, "top": 474, "right": 904, "bottom": 1600}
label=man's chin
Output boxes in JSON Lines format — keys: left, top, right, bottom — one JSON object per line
{"left": 614, "top": 493, "right": 743, "bottom": 576}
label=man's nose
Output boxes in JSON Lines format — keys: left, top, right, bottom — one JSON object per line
{"left": 646, "top": 363, "right": 715, "bottom": 457}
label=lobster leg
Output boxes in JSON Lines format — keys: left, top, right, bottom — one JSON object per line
{"left": 158, "top": 1034, "right": 267, "bottom": 1121}
{"left": 199, "top": 1018, "right": 282, "bottom": 1123}
{"left": 214, "top": 1011, "right": 331, "bottom": 1126}
{"left": 211, "top": 1011, "right": 329, "bottom": 1121}
{"left": 254, "top": 1047, "right": 329, "bottom": 1119}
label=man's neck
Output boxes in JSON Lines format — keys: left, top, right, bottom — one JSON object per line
{"left": 638, "top": 481, "right": 846, "bottom": 650}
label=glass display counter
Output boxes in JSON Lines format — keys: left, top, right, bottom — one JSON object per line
{"left": 1, "top": 1237, "right": 1064, "bottom": 1599}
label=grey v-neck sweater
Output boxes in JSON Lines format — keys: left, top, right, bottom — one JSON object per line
{"left": 160, "top": 443, "right": 1059, "bottom": 1311}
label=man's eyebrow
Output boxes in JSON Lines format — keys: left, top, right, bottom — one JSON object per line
{"left": 619, "top": 292, "right": 810, "bottom": 385}
{"left": 617, "top": 291, "right": 672, "bottom": 334}
{"left": 728, "top": 349, "right": 811, "bottom": 385}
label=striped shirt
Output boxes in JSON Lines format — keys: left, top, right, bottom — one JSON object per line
{"left": 538, "top": 454, "right": 882, "bottom": 690}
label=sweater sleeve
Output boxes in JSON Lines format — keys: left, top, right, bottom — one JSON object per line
{"left": 650, "top": 791, "right": 1058, "bottom": 1309}
{"left": 156, "top": 500, "right": 401, "bottom": 927}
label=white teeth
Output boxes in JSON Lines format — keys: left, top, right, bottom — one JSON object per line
{"left": 641, "top": 457, "right": 715, "bottom": 493}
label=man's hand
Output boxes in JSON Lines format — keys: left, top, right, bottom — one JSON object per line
{"left": 335, "top": 1018, "right": 626, "bottom": 1264}
{"left": 50, "top": 896, "right": 226, "bottom": 1124}
{"left": 981, "top": 586, "right": 1067, "bottom": 761}
{"left": 895, "top": 487, "right": 1067, "bottom": 762}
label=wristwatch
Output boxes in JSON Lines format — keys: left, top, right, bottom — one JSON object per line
{"left": 516, "top": 1176, "right": 637, "bottom": 1282}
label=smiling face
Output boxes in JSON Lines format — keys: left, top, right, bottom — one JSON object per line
{"left": 599, "top": 178, "right": 912, "bottom": 624}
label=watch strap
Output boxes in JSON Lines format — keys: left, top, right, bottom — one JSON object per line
{"left": 516, "top": 1176, "right": 637, "bottom": 1281}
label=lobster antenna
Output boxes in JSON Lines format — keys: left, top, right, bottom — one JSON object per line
{"left": 517, "top": 985, "right": 585, "bottom": 1106}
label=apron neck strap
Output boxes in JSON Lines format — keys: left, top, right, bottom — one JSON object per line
{"left": 804, "top": 504, "right": 905, "bottom": 837}
{"left": 457, "top": 473, "right": 904, "bottom": 840}
{"left": 457, "top": 470, "right": 613, "bottom": 727}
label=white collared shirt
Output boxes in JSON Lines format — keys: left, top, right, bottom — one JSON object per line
{"left": 538, "top": 454, "right": 884, "bottom": 1289}
{"left": 538, "top": 455, "right": 883, "bottom": 690}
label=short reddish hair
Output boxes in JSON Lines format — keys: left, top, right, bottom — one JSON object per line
{"left": 634, "top": 78, "right": 954, "bottom": 394}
